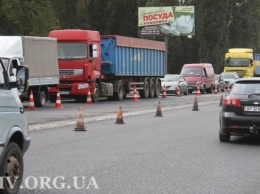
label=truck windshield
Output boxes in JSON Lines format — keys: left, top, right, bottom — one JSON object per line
{"left": 224, "top": 58, "right": 250, "bottom": 67}
{"left": 57, "top": 43, "right": 87, "bottom": 60}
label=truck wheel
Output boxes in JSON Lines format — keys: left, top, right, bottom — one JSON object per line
{"left": 149, "top": 79, "right": 155, "bottom": 98}
{"left": 91, "top": 83, "right": 99, "bottom": 103}
{"left": 154, "top": 78, "right": 161, "bottom": 98}
{"left": 35, "top": 90, "right": 46, "bottom": 107}
{"left": 140, "top": 80, "right": 149, "bottom": 98}
{"left": 0, "top": 143, "right": 23, "bottom": 194}
{"left": 114, "top": 82, "right": 124, "bottom": 101}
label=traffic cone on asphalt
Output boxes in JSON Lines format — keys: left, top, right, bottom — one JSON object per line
{"left": 132, "top": 85, "right": 139, "bottom": 102}
{"left": 74, "top": 107, "right": 86, "bottom": 131}
{"left": 192, "top": 96, "right": 199, "bottom": 111}
{"left": 28, "top": 90, "right": 35, "bottom": 111}
{"left": 219, "top": 94, "right": 224, "bottom": 107}
{"left": 155, "top": 101, "right": 163, "bottom": 117}
{"left": 55, "top": 89, "right": 63, "bottom": 109}
{"left": 115, "top": 105, "right": 125, "bottom": 124}
{"left": 86, "top": 91, "right": 92, "bottom": 105}
{"left": 214, "top": 85, "right": 218, "bottom": 94}
{"left": 176, "top": 85, "right": 181, "bottom": 97}
{"left": 162, "top": 85, "right": 167, "bottom": 98}
{"left": 196, "top": 85, "right": 201, "bottom": 96}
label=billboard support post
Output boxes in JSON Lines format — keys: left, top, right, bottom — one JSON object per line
{"left": 164, "top": 36, "right": 168, "bottom": 74}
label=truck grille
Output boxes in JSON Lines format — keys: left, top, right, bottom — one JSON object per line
{"left": 59, "top": 69, "right": 83, "bottom": 76}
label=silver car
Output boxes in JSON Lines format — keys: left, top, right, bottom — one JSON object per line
{"left": 161, "top": 74, "right": 188, "bottom": 95}
{"left": 220, "top": 72, "right": 240, "bottom": 89}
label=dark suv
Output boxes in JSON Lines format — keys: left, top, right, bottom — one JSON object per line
{"left": 219, "top": 77, "right": 260, "bottom": 142}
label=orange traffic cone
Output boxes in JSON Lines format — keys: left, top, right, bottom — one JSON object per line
{"left": 162, "top": 85, "right": 167, "bottom": 98}
{"left": 115, "top": 105, "right": 125, "bottom": 124}
{"left": 132, "top": 85, "right": 139, "bottom": 102}
{"left": 28, "top": 90, "right": 35, "bottom": 111}
{"left": 55, "top": 89, "right": 63, "bottom": 109}
{"left": 192, "top": 96, "right": 199, "bottom": 111}
{"left": 196, "top": 85, "right": 201, "bottom": 96}
{"left": 227, "top": 84, "right": 230, "bottom": 93}
{"left": 74, "top": 107, "right": 86, "bottom": 131}
{"left": 155, "top": 101, "right": 163, "bottom": 117}
{"left": 176, "top": 85, "right": 181, "bottom": 97}
{"left": 86, "top": 91, "right": 92, "bottom": 105}
{"left": 214, "top": 85, "right": 218, "bottom": 94}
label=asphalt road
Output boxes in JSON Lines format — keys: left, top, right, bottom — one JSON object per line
{"left": 19, "top": 99, "right": 260, "bottom": 194}
{"left": 24, "top": 93, "right": 222, "bottom": 131}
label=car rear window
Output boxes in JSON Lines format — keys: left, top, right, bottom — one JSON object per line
{"left": 232, "top": 82, "right": 260, "bottom": 95}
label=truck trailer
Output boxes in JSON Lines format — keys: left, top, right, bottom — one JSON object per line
{"left": 48, "top": 29, "right": 166, "bottom": 102}
{"left": 224, "top": 48, "right": 260, "bottom": 78}
{"left": 0, "top": 36, "right": 59, "bottom": 107}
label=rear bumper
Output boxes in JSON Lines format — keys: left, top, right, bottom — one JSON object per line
{"left": 220, "top": 112, "right": 260, "bottom": 135}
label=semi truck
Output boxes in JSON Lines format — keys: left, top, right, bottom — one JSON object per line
{"left": 224, "top": 48, "right": 260, "bottom": 78}
{"left": 0, "top": 36, "right": 59, "bottom": 107}
{"left": 48, "top": 29, "right": 166, "bottom": 102}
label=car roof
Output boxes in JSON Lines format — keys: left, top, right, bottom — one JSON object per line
{"left": 235, "top": 77, "right": 260, "bottom": 83}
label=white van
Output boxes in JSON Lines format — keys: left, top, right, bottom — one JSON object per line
{"left": 0, "top": 59, "right": 30, "bottom": 194}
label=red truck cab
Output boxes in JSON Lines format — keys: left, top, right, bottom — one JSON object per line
{"left": 48, "top": 29, "right": 100, "bottom": 102}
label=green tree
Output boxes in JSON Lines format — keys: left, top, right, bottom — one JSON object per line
{"left": 0, "top": 0, "right": 58, "bottom": 36}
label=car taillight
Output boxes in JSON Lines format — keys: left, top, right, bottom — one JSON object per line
{"left": 223, "top": 98, "right": 241, "bottom": 107}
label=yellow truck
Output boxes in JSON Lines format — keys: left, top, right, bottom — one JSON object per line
{"left": 224, "top": 48, "right": 260, "bottom": 78}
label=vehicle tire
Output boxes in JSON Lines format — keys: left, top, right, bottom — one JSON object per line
{"left": 91, "top": 83, "right": 99, "bottom": 103}
{"left": 206, "top": 85, "right": 213, "bottom": 94}
{"left": 154, "top": 78, "right": 161, "bottom": 98}
{"left": 34, "top": 90, "right": 46, "bottom": 107}
{"left": 210, "top": 85, "right": 213, "bottom": 94}
{"left": 149, "top": 79, "right": 155, "bottom": 98}
{"left": 188, "top": 90, "right": 193, "bottom": 94}
{"left": 139, "top": 79, "right": 149, "bottom": 98}
{"left": 219, "top": 133, "right": 230, "bottom": 142}
{"left": 49, "top": 95, "right": 56, "bottom": 103}
{"left": 201, "top": 85, "right": 206, "bottom": 94}
{"left": 114, "top": 81, "right": 124, "bottom": 101}
{"left": 184, "top": 87, "right": 188, "bottom": 95}
{"left": 0, "top": 143, "right": 23, "bottom": 194}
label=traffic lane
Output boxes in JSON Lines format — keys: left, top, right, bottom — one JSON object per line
{"left": 20, "top": 103, "right": 260, "bottom": 193}
{"left": 24, "top": 93, "right": 223, "bottom": 131}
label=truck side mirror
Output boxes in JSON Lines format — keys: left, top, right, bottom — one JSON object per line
{"left": 89, "top": 44, "right": 98, "bottom": 61}
{"left": 92, "top": 45, "right": 98, "bottom": 59}
{"left": 16, "top": 65, "right": 29, "bottom": 93}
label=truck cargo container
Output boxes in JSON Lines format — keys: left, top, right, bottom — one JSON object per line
{"left": 48, "top": 29, "right": 166, "bottom": 102}
{"left": 0, "top": 36, "right": 59, "bottom": 107}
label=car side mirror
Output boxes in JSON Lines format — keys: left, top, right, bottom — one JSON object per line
{"left": 16, "top": 65, "right": 29, "bottom": 93}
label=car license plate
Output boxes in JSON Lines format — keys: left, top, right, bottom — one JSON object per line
{"left": 59, "top": 91, "right": 69, "bottom": 95}
{"left": 244, "top": 106, "right": 260, "bottom": 112}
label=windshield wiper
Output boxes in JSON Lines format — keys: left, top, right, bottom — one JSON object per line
{"left": 248, "top": 93, "right": 260, "bottom": 98}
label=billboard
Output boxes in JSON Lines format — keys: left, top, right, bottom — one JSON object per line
{"left": 138, "top": 6, "right": 195, "bottom": 36}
